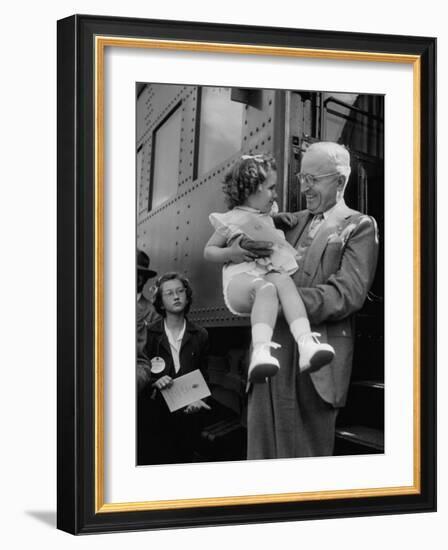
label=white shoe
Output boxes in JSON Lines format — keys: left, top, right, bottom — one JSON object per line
{"left": 248, "top": 342, "right": 281, "bottom": 383}
{"left": 298, "top": 332, "right": 334, "bottom": 374}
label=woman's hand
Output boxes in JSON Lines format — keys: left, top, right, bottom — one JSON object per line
{"left": 183, "top": 400, "right": 211, "bottom": 414}
{"left": 152, "top": 375, "right": 173, "bottom": 391}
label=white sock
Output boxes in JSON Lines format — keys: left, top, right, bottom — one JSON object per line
{"left": 290, "top": 318, "right": 311, "bottom": 342}
{"left": 252, "top": 323, "right": 273, "bottom": 347}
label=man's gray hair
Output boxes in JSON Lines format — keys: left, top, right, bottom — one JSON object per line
{"left": 305, "top": 141, "right": 351, "bottom": 184}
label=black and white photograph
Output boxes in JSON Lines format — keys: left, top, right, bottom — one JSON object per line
{"left": 136, "top": 84, "right": 384, "bottom": 467}
{"left": 0, "top": 0, "right": 442, "bottom": 545}
{"left": 55, "top": 12, "right": 435, "bottom": 535}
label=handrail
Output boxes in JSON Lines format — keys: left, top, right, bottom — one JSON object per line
{"left": 324, "top": 96, "right": 384, "bottom": 123}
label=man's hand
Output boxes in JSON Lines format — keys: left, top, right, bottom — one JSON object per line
{"left": 152, "top": 375, "right": 173, "bottom": 391}
{"left": 273, "top": 212, "right": 299, "bottom": 228}
{"left": 183, "top": 400, "right": 211, "bottom": 414}
{"left": 228, "top": 234, "right": 261, "bottom": 263}
{"left": 239, "top": 236, "right": 273, "bottom": 258}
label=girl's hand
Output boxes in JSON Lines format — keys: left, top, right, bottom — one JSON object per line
{"left": 273, "top": 212, "right": 298, "bottom": 228}
{"left": 184, "top": 400, "right": 211, "bottom": 414}
{"left": 152, "top": 375, "right": 173, "bottom": 391}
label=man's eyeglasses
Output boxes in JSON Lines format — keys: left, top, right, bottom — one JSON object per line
{"left": 162, "top": 287, "right": 186, "bottom": 298}
{"left": 297, "top": 172, "right": 339, "bottom": 186}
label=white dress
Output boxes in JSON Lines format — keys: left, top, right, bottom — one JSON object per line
{"left": 209, "top": 205, "right": 299, "bottom": 316}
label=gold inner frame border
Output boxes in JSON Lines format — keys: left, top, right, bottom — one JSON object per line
{"left": 94, "top": 36, "right": 421, "bottom": 513}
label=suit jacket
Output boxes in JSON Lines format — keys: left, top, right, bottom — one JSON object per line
{"left": 283, "top": 202, "right": 379, "bottom": 406}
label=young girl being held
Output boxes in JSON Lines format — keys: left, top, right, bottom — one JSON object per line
{"left": 204, "top": 153, "right": 335, "bottom": 383}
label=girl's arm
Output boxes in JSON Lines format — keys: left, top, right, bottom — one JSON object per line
{"left": 204, "top": 231, "right": 258, "bottom": 264}
{"left": 272, "top": 212, "right": 299, "bottom": 229}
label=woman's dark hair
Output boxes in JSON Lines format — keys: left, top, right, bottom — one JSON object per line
{"left": 152, "top": 272, "right": 193, "bottom": 317}
{"left": 222, "top": 153, "right": 277, "bottom": 209}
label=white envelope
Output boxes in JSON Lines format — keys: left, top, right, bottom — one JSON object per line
{"left": 160, "top": 369, "right": 211, "bottom": 412}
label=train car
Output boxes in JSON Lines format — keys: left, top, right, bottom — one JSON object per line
{"left": 136, "top": 83, "right": 384, "bottom": 461}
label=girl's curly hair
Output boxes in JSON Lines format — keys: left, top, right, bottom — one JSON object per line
{"left": 222, "top": 153, "right": 277, "bottom": 209}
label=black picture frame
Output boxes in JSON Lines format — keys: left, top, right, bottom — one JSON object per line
{"left": 57, "top": 14, "right": 436, "bottom": 534}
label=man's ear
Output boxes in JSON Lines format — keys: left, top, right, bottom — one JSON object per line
{"left": 337, "top": 175, "right": 346, "bottom": 190}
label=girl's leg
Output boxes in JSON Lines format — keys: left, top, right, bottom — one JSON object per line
{"left": 264, "top": 272, "right": 310, "bottom": 337}
{"left": 265, "top": 272, "right": 335, "bottom": 373}
{"left": 226, "top": 272, "right": 278, "bottom": 329}
{"left": 226, "top": 273, "right": 280, "bottom": 382}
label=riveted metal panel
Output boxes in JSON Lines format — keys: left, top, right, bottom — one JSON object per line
{"left": 241, "top": 89, "right": 276, "bottom": 157}
{"left": 178, "top": 155, "right": 239, "bottom": 325}
{"left": 240, "top": 89, "right": 286, "bottom": 210}
{"left": 137, "top": 83, "right": 186, "bottom": 147}
{"left": 136, "top": 84, "right": 198, "bottom": 217}
{"left": 137, "top": 199, "right": 178, "bottom": 277}
{"left": 136, "top": 85, "right": 150, "bottom": 142}
{"left": 178, "top": 88, "right": 198, "bottom": 188}
{"left": 137, "top": 87, "right": 287, "bottom": 328}
{"left": 137, "top": 151, "right": 249, "bottom": 327}
{"left": 137, "top": 139, "right": 152, "bottom": 216}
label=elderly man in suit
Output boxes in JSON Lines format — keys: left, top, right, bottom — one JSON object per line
{"left": 247, "top": 141, "right": 379, "bottom": 459}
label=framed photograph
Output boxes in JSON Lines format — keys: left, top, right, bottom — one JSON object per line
{"left": 57, "top": 14, "right": 436, "bottom": 534}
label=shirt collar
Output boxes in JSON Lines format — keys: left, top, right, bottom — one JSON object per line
{"left": 164, "top": 319, "right": 186, "bottom": 343}
{"left": 322, "top": 198, "right": 346, "bottom": 220}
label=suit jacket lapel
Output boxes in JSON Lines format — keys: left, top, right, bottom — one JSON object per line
{"left": 301, "top": 222, "right": 338, "bottom": 283}
{"left": 300, "top": 202, "right": 356, "bottom": 284}
{"left": 286, "top": 211, "right": 312, "bottom": 248}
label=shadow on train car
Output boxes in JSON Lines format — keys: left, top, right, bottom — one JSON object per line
{"left": 137, "top": 84, "right": 384, "bottom": 463}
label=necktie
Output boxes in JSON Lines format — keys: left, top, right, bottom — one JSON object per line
{"left": 296, "top": 214, "right": 324, "bottom": 268}
{"left": 307, "top": 213, "right": 324, "bottom": 239}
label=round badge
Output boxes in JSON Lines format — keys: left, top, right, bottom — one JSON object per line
{"left": 150, "top": 356, "right": 166, "bottom": 374}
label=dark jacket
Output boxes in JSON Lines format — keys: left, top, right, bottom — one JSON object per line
{"left": 136, "top": 295, "right": 160, "bottom": 356}
{"left": 137, "top": 318, "right": 210, "bottom": 465}
{"left": 143, "top": 318, "right": 209, "bottom": 383}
